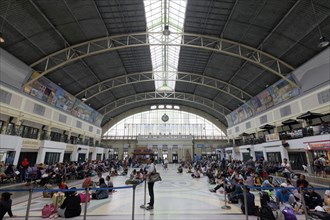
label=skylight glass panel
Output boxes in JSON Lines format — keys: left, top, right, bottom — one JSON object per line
{"left": 144, "top": 0, "right": 187, "bottom": 92}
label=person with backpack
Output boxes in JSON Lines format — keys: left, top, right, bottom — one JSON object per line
{"left": 314, "top": 157, "right": 322, "bottom": 177}
{"left": 319, "top": 155, "right": 326, "bottom": 177}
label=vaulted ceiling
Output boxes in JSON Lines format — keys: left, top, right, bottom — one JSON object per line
{"left": 1, "top": 0, "right": 329, "bottom": 128}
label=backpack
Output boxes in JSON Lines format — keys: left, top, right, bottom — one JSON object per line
{"left": 282, "top": 207, "right": 297, "bottom": 220}
{"left": 259, "top": 205, "right": 276, "bottom": 220}
{"left": 309, "top": 211, "right": 330, "bottom": 220}
{"left": 43, "top": 184, "right": 53, "bottom": 198}
{"left": 260, "top": 191, "right": 271, "bottom": 207}
{"left": 314, "top": 159, "right": 322, "bottom": 166}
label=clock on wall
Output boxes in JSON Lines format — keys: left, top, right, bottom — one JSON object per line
{"left": 161, "top": 113, "right": 169, "bottom": 122}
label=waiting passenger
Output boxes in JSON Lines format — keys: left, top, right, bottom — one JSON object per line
{"left": 296, "top": 174, "right": 309, "bottom": 189}
{"left": 106, "top": 175, "right": 114, "bottom": 193}
{"left": 191, "top": 168, "right": 201, "bottom": 178}
{"left": 275, "top": 183, "right": 296, "bottom": 207}
{"left": 261, "top": 176, "right": 275, "bottom": 190}
{"left": 58, "top": 187, "right": 81, "bottom": 218}
{"left": 303, "top": 185, "right": 323, "bottom": 209}
{"left": 92, "top": 178, "right": 109, "bottom": 200}
{"left": 253, "top": 173, "right": 263, "bottom": 190}
{"left": 237, "top": 187, "right": 255, "bottom": 215}
{"left": 228, "top": 180, "right": 243, "bottom": 204}
{"left": 0, "top": 192, "right": 16, "bottom": 219}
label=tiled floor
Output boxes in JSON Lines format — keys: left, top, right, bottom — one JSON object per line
{"left": 6, "top": 164, "right": 307, "bottom": 220}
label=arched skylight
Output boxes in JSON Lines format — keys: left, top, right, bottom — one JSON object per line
{"left": 144, "top": 0, "right": 187, "bottom": 92}
{"left": 103, "top": 109, "right": 226, "bottom": 139}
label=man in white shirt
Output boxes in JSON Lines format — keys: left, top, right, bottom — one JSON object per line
{"left": 146, "top": 158, "right": 156, "bottom": 210}
{"left": 281, "top": 158, "right": 292, "bottom": 179}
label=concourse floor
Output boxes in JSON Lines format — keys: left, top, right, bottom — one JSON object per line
{"left": 7, "top": 164, "right": 307, "bottom": 220}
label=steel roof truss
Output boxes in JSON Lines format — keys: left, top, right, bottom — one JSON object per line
{"left": 27, "top": 32, "right": 296, "bottom": 88}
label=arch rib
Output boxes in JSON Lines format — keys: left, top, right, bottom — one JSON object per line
{"left": 26, "top": 32, "right": 297, "bottom": 88}
{"left": 99, "top": 92, "right": 230, "bottom": 119}
{"left": 76, "top": 71, "right": 252, "bottom": 103}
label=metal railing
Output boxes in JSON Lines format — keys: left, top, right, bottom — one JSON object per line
{"left": 0, "top": 181, "right": 145, "bottom": 220}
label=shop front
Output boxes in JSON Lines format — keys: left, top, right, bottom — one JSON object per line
{"left": 305, "top": 140, "right": 330, "bottom": 174}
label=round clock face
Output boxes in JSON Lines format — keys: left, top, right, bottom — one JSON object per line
{"left": 162, "top": 114, "right": 169, "bottom": 122}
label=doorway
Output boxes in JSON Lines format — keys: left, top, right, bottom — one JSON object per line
{"left": 172, "top": 154, "right": 178, "bottom": 163}
{"left": 288, "top": 152, "right": 307, "bottom": 170}
{"left": 162, "top": 151, "right": 168, "bottom": 161}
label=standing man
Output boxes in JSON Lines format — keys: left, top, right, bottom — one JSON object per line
{"left": 281, "top": 158, "right": 292, "bottom": 179}
{"left": 21, "top": 158, "right": 29, "bottom": 182}
{"left": 145, "top": 157, "right": 156, "bottom": 210}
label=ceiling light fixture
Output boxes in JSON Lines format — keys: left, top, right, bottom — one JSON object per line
{"left": 0, "top": 32, "right": 4, "bottom": 44}
{"left": 0, "top": 0, "right": 11, "bottom": 44}
{"left": 162, "top": 0, "right": 171, "bottom": 36}
{"left": 163, "top": 25, "right": 170, "bottom": 36}
{"left": 318, "top": 36, "right": 329, "bottom": 48}
{"left": 311, "top": 0, "right": 329, "bottom": 48}
{"left": 81, "top": 91, "right": 87, "bottom": 101}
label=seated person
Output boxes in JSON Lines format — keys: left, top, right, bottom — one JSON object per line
{"left": 253, "top": 173, "right": 263, "bottom": 189}
{"left": 191, "top": 169, "right": 201, "bottom": 178}
{"left": 110, "top": 168, "right": 118, "bottom": 176}
{"left": 237, "top": 187, "right": 255, "bottom": 215}
{"left": 177, "top": 166, "right": 183, "bottom": 173}
{"left": 210, "top": 174, "right": 226, "bottom": 192}
{"left": 58, "top": 187, "right": 81, "bottom": 218}
{"left": 187, "top": 166, "right": 192, "bottom": 173}
{"left": 121, "top": 167, "right": 128, "bottom": 175}
{"left": 206, "top": 169, "right": 215, "bottom": 184}
{"left": 105, "top": 175, "right": 114, "bottom": 193}
{"left": 286, "top": 179, "right": 300, "bottom": 201}
{"left": 272, "top": 176, "right": 282, "bottom": 187}
{"left": 130, "top": 169, "right": 137, "bottom": 179}
{"left": 134, "top": 170, "right": 144, "bottom": 180}
{"left": 303, "top": 185, "right": 323, "bottom": 210}
{"left": 228, "top": 180, "right": 243, "bottom": 204}
{"left": 296, "top": 174, "right": 309, "bottom": 189}
{"left": 261, "top": 176, "right": 275, "bottom": 190}
{"left": 0, "top": 162, "right": 5, "bottom": 176}
{"left": 3, "top": 165, "right": 16, "bottom": 182}
{"left": 324, "top": 190, "right": 330, "bottom": 206}
{"left": 275, "top": 183, "right": 296, "bottom": 207}
{"left": 92, "top": 178, "right": 109, "bottom": 200}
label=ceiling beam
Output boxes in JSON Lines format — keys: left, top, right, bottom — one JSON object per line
{"left": 26, "top": 32, "right": 297, "bottom": 88}
{"left": 98, "top": 91, "right": 229, "bottom": 123}
{"left": 75, "top": 71, "right": 252, "bottom": 104}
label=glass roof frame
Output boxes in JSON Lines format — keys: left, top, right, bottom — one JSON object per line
{"left": 144, "top": 0, "right": 187, "bottom": 92}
